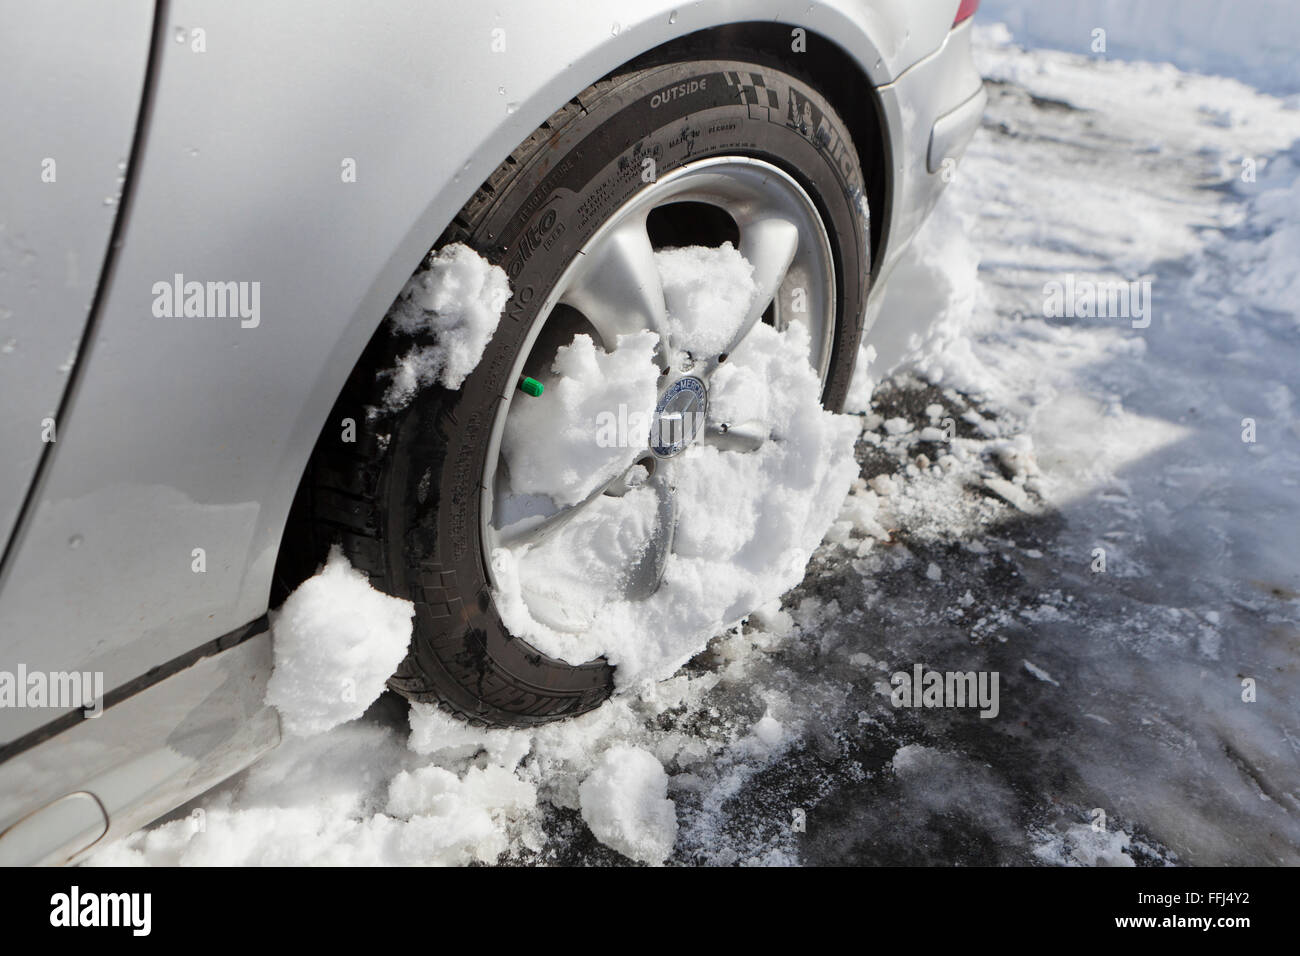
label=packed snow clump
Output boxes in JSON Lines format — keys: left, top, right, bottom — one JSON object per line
{"left": 500, "top": 242, "right": 757, "bottom": 511}
{"left": 383, "top": 763, "right": 538, "bottom": 865}
{"left": 264, "top": 546, "right": 413, "bottom": 737}
{"left": 656, "top": 242, "right": 755, "bottom": 356}
{"left": 578, "top": 745, "right": 678, "bottom": 865}
{"left": 502, "top": 330, "right": 661, "bottom": 508}
{"left": 1217, "top": 142, "right": 1300, "bottom": 321}
{"left": 1032, "top": 823, "right": 1135, "bottom": 867}
{"left": 85, "top": 723, "right": 541, "bottom": 866}
{"left": 380, "top": 242, "right": 511, "bottom": 410}
{"left": 493, "top": 244, "right": 860, "bottom": 684}
{"left": 846, "top": 185, "right": 982, "bottom": 409}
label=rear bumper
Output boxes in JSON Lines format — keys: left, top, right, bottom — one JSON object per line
{"left": 928, "top": 84, "right": 987, "bottom": 174}
{"left": 870, "top": 17, "right": 986, "bottom": 291}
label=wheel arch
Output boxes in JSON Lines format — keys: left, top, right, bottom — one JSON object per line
{"left": 623, "top": 22, "right": 891, "bottom": 275}
{"left": 273, "top": 18, "right": 894, "bottom": 601}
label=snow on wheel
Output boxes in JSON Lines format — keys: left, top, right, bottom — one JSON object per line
{"left": 291, "top": 51, "right": 870, "bottom": 726}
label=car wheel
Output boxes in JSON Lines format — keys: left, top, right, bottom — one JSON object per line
{"left": 295, "top": 49, "right": 870, "bottom": 726}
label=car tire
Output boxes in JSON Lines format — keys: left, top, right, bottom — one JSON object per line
{"left": 287, "top": 47, "right": 871, "bottom": 727}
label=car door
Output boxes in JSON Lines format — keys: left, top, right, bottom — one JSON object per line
{"left": 0, "top": 0, "right": 155, "bottom": 566}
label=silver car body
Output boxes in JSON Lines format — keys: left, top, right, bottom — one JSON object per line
{"left": 0, "top": 0, "right": 984, "bottom": 864}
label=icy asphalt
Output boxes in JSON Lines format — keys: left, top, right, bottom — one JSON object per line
{"left": 648, "top": 30, "right": 1300, "bottom": 867}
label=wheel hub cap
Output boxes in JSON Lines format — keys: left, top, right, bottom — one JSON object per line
{"left": 650, "top": 376, "right": 707, "bottom": 458}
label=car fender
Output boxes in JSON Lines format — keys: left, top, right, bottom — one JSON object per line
{"left": 0, "top": 0, "right": 960, "bottom": 746}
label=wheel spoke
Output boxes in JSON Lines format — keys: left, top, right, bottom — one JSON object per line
{"left": 495, "top": 460, "right": 643, "bottom": 549}
{"left": 622, "top": 460, "right": 677, "bottom": 600}
{"left": 559, "top": 214, "right": 671, "bottom": 367}
{"left": 701, "top": 419, "right": 769, "bottom": 454}
{"left": 724, "top": 215, "right": 801, "bottom": 360}
{"left": 499, "top": 456, "right": 676, "bottom": 601}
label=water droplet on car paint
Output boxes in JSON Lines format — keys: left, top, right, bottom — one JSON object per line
{"left": 498, "top": 86, "right": 506, "bottom": 95}
{"left": 1, "top": 338, "right": 16, "bottom": 354}
{"left": 68, "top": 535, "right": 83, "bottom": 549}
{"left": 669, "top": 10, "right": 678, "bottom": 23}
{"left": 173, "top": 27, "right": 186, "bottom": 43}
{"left": 611, "top": 22, "right": 621, "bottom": 36}
{"left": 103, "top": 196, "right": 116, "bottom": 205}
{"left": 506, "top": 102, "right": 518, "bottom": 114}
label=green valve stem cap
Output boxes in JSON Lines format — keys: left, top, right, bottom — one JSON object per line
{"left": 518, "top": 376, "right": 544, "bottom": 398}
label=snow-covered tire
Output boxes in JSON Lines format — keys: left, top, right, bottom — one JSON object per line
{"left": 291, "top": 48, "right": 870, "bottom": 727}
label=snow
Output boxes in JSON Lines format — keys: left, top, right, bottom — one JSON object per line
{"left": 1022, "top": 660, "right": 1059, "bottom": 686}
{"left": 846, "top": 178, "right": 981, "bottom": 409}
{"left": 84, "top": 723, "right": 538, "bottom": 866}
{"left": 263, "top": 546, "right": 413, "bottom": 737}
{"left": 822, "top": 16, "right": 1300, "bottom": 864}
{"left": 1032, "top": 823, "right": 1136, "bottom": 868}
{"left": 979, "top": 0, "right": 1300, "bottom": 96}
{"left": 578, "top": 745, "right": 678, "bottom": 865}
{"left": 751, "top": 713, "right": 785, "bottom": 749}
{"left": 494, "top": 250, "right": 860, "bottom": 683}
{"left": 656, "top": 242, "right": 755, "bottom": 357}
{"left": 380, "top": 242, "right": 511, "bottom": 410}
{"left": 384, "top": 764, "right": 537, "bottom": 864}
{"left": 501, "top": 330, "right": 660, "bottom": 508}
{"left": 1220, "top": 145, "right": 1300, "bottom": 318}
